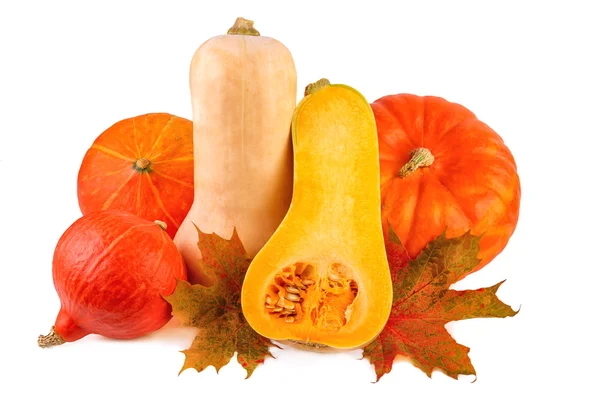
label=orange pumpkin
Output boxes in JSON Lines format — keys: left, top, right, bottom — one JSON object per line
{"left": 77, "top": 113, "right": 194, "bottom": 239}
{"left": 372, "top": 94, "right": 520, "bottom": 275}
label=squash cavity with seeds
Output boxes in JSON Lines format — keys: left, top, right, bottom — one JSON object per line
{"left": 241, "top": 79, "right": 393, "bottom": 349}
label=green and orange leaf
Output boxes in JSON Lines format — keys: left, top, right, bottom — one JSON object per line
{"left": 364, "top": 226, "right": 518, "bottom": 381}
{"left": 164, "top": 226, "right": 276, "bottom": 378}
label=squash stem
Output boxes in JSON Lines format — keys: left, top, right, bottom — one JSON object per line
{"left": 154, "top": 220, "right": 168, "bottom": 231}
{"left": 398, "top": 148, "right": 435, "bottom": 178}
{"left": 134, "top": 158, "right": 151, "bottom": 173}
{"left": 304, "top": 78, "right": 331, "bottom": 96}
{"left": 38, "top": 326, "right": 66, "bottom": 348}
{"left": 227, "top": 17, "right": 260, "bottom": 36}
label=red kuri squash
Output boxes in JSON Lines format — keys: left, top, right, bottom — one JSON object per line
{"left": 372, "top": 94, "right": 520, "bottom": 275}
{"left": 38, "top": 210, "right": 187, "bottom": 347}
{"left": 77, "top": 113, "right": 194, "bottom": 239}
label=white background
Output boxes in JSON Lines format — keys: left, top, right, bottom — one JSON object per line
{"left": 1, "top": 1, "right": 598, "bottom": 399}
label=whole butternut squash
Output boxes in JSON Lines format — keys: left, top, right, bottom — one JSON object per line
{"left": 174, "top": 18, "right": 297, "bottom": 285}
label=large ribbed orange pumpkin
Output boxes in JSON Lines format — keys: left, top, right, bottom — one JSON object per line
{"left": 371, "top": 94, "right": 521, "bottom": 275}
{"left": 77, "top": 113, "right": 193, "bottom": 239}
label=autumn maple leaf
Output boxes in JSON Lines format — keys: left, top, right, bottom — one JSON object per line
{"left": 164, "top": 226, "right": 275, "bottom": 378}
{"left": 364, "top": 226, "right": 518, "bottom": 381}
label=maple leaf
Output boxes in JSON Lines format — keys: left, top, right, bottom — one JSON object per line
{"left": 164, "top": 225, "right": 276, "bottom": 378}
{"left": 364, "top": 225, "right": 518, "bottom": 381}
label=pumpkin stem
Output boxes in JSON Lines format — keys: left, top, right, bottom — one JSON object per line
{"left": 398, "top": 148, "right": 435, "bottom": 178}
{"left": 38, "top": 326, "right": 66, "bottom": 348}
{"left": 134, "top": 158, "right": 151, "bottom": 172}
{"left": 304, "top": 78, "right": 331, "bottom": 96}
{"left": 154, "top": 220, "right": 168, "bottom": 231}
{"left": 227, "top": 17, "right": 260, "bottom": 36}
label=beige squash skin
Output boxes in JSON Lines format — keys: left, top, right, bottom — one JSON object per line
{"left": 174, "top": 27, "right": 297, "bottom": 285}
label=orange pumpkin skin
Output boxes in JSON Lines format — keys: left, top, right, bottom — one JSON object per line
{"left": 372, "top": 94, "right": 520, "bottom": 274}
{"left": 77, "top": 113, "right": 194, "bottom": 239}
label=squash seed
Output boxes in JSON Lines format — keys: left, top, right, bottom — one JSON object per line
{"left": 273, "top": 307, "right": 283, "bottom": 312}
{"left": 285, "top": 316, "right": 295, "bottom": 323}
{"left": 286, "top": 286, "right": 300, "bottom": 294}
{"left": 285, "top": 292, "right": 300, "bottom": 302}
{"left": 302, "top": 279, "right": 314, "bottom": 286}
{"left": 328, "top": 273, "right": 341, "bottom": 282}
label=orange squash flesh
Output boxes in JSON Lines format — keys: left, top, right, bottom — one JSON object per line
{"left": 241, "top": 80, "right": 392, "bottom": 349}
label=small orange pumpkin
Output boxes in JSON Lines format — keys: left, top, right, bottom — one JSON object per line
{"left": 77, "top": 113, "right": 193, "bottom": 239}
{"left": 372, "top": 94, "right": 521, "bottom": 275}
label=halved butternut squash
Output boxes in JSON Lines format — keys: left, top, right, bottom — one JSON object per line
{"left": 241, "top": 79, "right": 392, "bottom": 349}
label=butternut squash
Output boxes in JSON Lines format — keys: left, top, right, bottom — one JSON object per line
{"left": 174, "top": 18, "right": 297, "bottom": 285}
{"left": 241, "top": 79, "right": 392, "bottom": 349}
